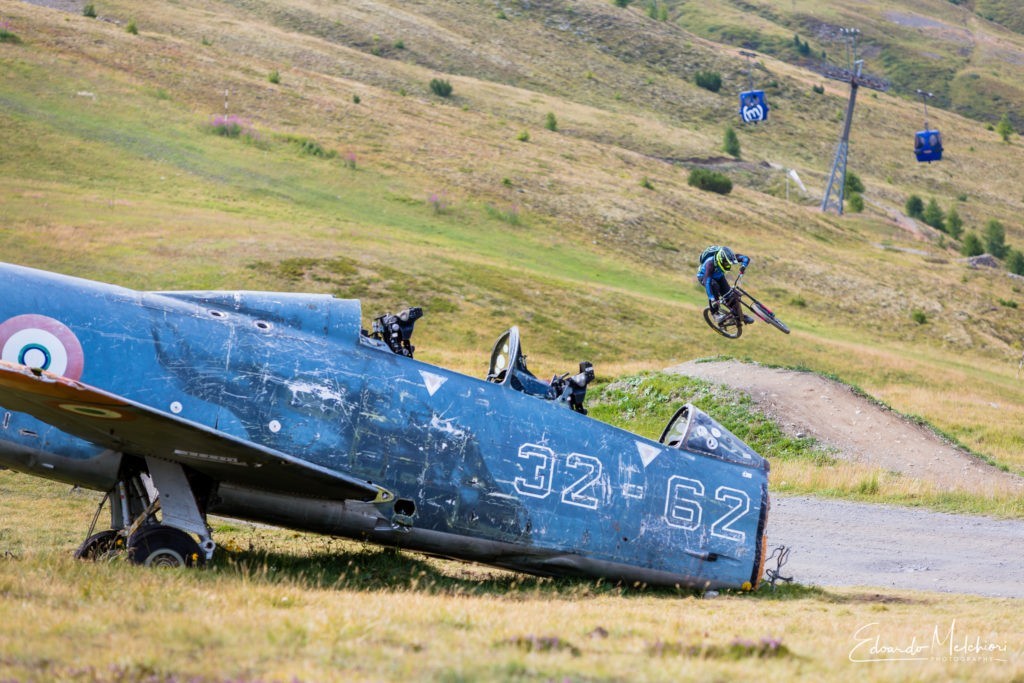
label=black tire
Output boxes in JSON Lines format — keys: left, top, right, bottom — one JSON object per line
{"left": 703, "top": 307, "right": 742, "bottom": 339}
{"left": 750, "top": 301, "right": 790, "bottom": 334}
{"left": 127, "top": 525, "right": 203, "bottom": 568}
{"left": 74, "top": 529, "right": 123, "bottom": 561}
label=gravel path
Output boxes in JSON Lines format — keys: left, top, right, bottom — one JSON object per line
{"left": 669, "top": 360, "right": 1024, "bottom": 598}
{"left": 768, "top": 495, "right": 1024, "bottom": 598}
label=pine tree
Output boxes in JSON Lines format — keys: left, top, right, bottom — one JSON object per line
{"left": 1006, "top": 249, "right": 1024, "bottom": 275}
{"left": 945, "top": 207, "right": 963, "bottom": 239}
{"left": 996, "top": 113, "right": 1014, "bottom": 143}
{"left": 961, "top": 232, "right": 984, "bottom": 257}
{"left": 723, "top": 125, "right": 740, "bottom": 158}
{"left": 905, "top": 195, "right": 924, "bottom": 219}
{"left": 844, "top": 171, "right": 864, "bottom": 194}
{"left": 984, "top": 219, "right": 1009, "bottom": 259}
{"left": 922, "top": 199, "right": 945, "bottom": 231}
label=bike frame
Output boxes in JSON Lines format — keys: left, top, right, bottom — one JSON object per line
{"left": 708, "top": 272, "right": 790, "bottom": 335}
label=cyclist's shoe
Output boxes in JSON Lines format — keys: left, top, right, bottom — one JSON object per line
{"left": 713, "top": 311, "right": 729, "bottom": 325}
{"left": 742, "top": 314, "right": 755, "bottom": 325}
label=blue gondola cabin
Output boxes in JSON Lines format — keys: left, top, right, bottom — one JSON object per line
{"left": 739, "top": 90, "right": 769, "bottom": 123}
{"left": 914, "top": 129, "right": 943, "bottom": 162}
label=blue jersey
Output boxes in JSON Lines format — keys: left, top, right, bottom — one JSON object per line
{"left": 697, "top": 253, "right": 750, "bottom": 301}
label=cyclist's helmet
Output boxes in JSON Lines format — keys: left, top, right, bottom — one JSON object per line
{"left": 715, "top": 246, "right": 738, "bottom": 272}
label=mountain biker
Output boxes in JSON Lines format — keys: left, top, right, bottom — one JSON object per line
{"left": 696, "top": 246, "right": 755, "bottom": 325}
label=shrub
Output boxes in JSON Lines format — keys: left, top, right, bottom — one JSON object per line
{"left": 268, "top": 69, "right": 280, "bottom": 84}
{"left": 640, "top": 176, "right": 653, "bottom": 190}
{"left": 516, "top": 129, "right": 530, "bottom": 142}
{"left": 0, "top": 19, "right": 18, "bottom": 43}
{"left": 647, "top": 1, "right": 668, "bottom": 20}
{"left": 792, "top": 34, "right": 811, "bottom": 57}
{"left": 847, "top": 192, "right": 864, "bottom": 213}
{"left": 695, "top": 70, "right": 722, "bottom": 92}
{"left": 688, "top": 168, "right": 732, "bottom": 195}
{"left": 812, "top": 84, "right": 824, "bottom": 94}
{"left": 723, "top": 125, "right": 740, "bottom": 158}
{"left": 960, "top": 232, "right": 984, "bottom": 257}
{"left": 844, "top": 171, "right": 864, "bottom": 194}
{"left": 911, "top": 310, "right": 928, "bottom": 325}
{"left": 287, "top": 136, "right": 334, "bottom": 158}
{"left": 996, "top": 113, "right": 1014, "bottom": 142}
{"left": 998, "top": 297, "right": 1018, "bottom": 308}
{"left": 1006, "top": 249, "right": 1024, "bottom": 275}
{"left": 429, "top": 78, "right": 453, "bottom": 97}
{"left": 394, "top": 39, "right": 405, "bottom": 50}
{"left": 945, "top": 207, "right": 963, "bottom": 239}
{"left": 428, "top": 192, "right": 448, "bottom": 214}
{"left": 984, "top": 219, "right": 1009, "bottom": 258}
{"left": 82, "top": 4, "right": 97, "bottom": 18}
{"left": 544, "top": 112, "right": 557, "bottom": 132}
{"left": 905, "top": 194, "right": 924, "bottom": 219}
{"left": 126, "top": 19, "right": 138, "bottom": 35}
{"left": 206, "top": 114, "right": 255, "bottom": 139}
{"left": 922, "top": 198, "right": 945, "bottom": 231}
{"left": 613, "top": 0, "right": 632, "bottom": 7}
{"left": 352, "top": 93, "right": 361, "bottom": 104}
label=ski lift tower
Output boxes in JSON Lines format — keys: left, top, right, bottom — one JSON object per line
{"left": 819, "top": 28, "right": 889, "bottom": 214}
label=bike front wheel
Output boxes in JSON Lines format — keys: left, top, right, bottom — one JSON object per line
{"left": 749, "top": 301, "right": 790, "bottom": 334}
{"left": 703, "top": 307, "right": 743, "bottom": 339}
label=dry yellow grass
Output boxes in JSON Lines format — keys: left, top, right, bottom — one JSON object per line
{"left": 1, "top": 475, "right": 1021, "bottom": 683}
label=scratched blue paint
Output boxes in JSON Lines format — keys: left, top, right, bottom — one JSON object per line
{"left": 0, "top": 262, "right": 770, "bottom": 589}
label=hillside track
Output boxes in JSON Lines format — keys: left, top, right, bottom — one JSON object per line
{"left": 669, "top": 360, "right": 1024, "bottom": 496}
{"left": 670, "top": 360, "right": 1024, "bottom": 598}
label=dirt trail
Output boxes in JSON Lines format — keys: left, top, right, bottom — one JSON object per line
{"left": 668, "top": 360, "right": 1024, "bottom": 598}
{"left": 668, "top": 360, "right": 1024, "bottom": 496}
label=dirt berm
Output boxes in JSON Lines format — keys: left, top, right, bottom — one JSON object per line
{"left": 668, "top": 360, "right": 1024, "bottom": 599}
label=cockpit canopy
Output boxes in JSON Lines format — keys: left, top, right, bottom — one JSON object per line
{"left": 486, "top": 326, "right": 551, "bottom": 397}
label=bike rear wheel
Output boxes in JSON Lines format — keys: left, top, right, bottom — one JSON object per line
{"left": 749, "top": 301, "right": 790, "bottom": 334}
{"left": 703, "top": 307, "right": 742, "bottom": 339}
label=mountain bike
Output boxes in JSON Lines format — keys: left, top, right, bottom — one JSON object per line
{"left": 702, "top": 272, "right": 790, "bottom": 339}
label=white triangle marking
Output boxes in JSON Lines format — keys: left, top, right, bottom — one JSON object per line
{"left": 637, "top": 442, "right": 661, "bottom": 468}
{"left": 420, "top": 371, "right": 447, "bottom": 397}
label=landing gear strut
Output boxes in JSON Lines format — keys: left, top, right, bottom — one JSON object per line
{"left": 75, "top": 457, "right": 215, "bottom": 568}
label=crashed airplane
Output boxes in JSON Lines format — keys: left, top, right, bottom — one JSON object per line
{"left": 0, "top": 262, "right": 770, "bottom": 590}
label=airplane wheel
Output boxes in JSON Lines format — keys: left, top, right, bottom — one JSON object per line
{"left": 128, "top": 526, "right": 203, "bottom": 568}
{"left": 73, "top": 529, "right": 123, "bottom": 561}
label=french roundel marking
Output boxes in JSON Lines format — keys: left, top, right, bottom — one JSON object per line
{"left": 57, "top": 404, "right": 124, "bottom": 419}
{"left": 0, "top": 314, "right": 84, "bottom": 380}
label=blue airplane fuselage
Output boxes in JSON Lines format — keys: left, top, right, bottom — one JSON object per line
{"left": 0, "top": 262, "right": 770, "bottom": 589}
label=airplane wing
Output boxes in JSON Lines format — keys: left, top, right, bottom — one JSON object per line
{"left": 0, "top": 361, "right": 391, "bottom": 503}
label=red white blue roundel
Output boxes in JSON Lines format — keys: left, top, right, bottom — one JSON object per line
{"left": 0, "top": 314, "right": 85, "bottom": 380}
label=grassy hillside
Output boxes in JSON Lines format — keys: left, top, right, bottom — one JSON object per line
{"left": 1, "top": 0, "right": 1022, "bottom": 473}
{"left": 670, "top": 0, "right": 1024, "bottom": 126}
